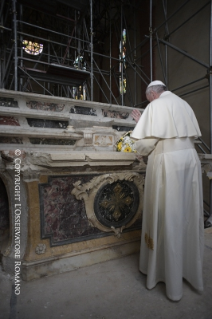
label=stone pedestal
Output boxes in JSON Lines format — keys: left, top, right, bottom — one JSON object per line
{"left": 1, "top": 151, "right": 145, "bottom": 280}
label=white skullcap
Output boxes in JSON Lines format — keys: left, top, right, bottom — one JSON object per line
{"left": 147, "top": 80, "right": 166, "bottom": 88}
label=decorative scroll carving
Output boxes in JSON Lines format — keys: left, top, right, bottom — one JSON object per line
{"left": 71, "top": 172, "right": 144, "bottom": 237}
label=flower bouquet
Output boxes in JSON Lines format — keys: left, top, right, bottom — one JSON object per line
{"left": 116, "top": 131, "right": 136, "bottom": 153}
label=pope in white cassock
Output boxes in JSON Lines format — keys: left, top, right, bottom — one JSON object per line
{"left": 131, "top": 80, "right": 204, "bottom": 301}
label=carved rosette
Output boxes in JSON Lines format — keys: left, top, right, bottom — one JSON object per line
{"left": 35, "top": 243, "right": 46, "bottom": 255}
{"left": 71, "top": 172, "right": 144, "bottom": 237}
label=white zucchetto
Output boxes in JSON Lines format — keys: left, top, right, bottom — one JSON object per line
{"left": 147, "top": 80, "right": 166, "bottom": 87}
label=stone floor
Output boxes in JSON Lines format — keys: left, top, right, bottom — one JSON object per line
{"left": 0, "top": 228, "right": 212, "bottom": 319}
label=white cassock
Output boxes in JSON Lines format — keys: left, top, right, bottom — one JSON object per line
{"left": 131, "top": 91, "right": 204, "bottom": 301}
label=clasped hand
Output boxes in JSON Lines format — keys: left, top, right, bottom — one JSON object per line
{"left": 131, "top": 109, "right": 141, "bottom": 123}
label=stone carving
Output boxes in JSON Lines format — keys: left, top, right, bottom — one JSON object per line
{"left": 3, "top": 246, "right": 11, "bottom": 256}
{"left": 23, "top": 170, "right": 40, "bottom": 182}
{"left": 35, "top": 243, "right": 46, "bottom": 254}
{"left": 93, "top": 134, "right": 114, "bottom": 146}
{"left": 71, "top": 172, "right": 144, "bottom": 237}
{"left": 26, "top": 101, "right": 65, "bottom": 112}
{"left": 84, "top": 131, "right": 93, "bottom": 144}
{"left": 94, "top": 180, "right": 140, "bottom": 233}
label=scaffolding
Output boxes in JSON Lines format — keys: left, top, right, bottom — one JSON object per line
{"left": 0, "top": 0, "right": 212, "bottom": 226}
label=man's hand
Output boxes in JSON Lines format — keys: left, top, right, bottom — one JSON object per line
{"left": 131, "top": 109, "right": 141, "bottom": 123}
{"left": 135, "top": 154, "right": 143, "bottom": 161}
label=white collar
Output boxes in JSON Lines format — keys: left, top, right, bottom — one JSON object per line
{"left": 159, "top": 91, "right": 171, "bottom": 98}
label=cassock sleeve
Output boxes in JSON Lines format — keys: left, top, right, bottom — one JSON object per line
{"left": 133, "top": 138, "right": 159, "bottom": 156}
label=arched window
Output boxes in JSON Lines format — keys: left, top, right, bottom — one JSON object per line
{"left": 22, "top": 40, "right": 43, "bottom": 55}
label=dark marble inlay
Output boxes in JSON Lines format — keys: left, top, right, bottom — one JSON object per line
{"left": 40, "top": 175, "right": 142, "bottom": 246}
{"left": 39, "top": 175, "right": 105, "bottom": 246}
{"left": 26, "top": 101, "right": 65, "bottom": 112}
{"left": 0, "top": 97, "right": 18, "bottom": 107}
{"left": 102, "top": 110, "right": 129, "bottom": 119}
{"left": 0, "top": 178, "right": 9, "bottom": 234}
{"left": 94, "top": 180, "right": 139, "bottom": 228}
{"left": 112, "top": 125, "right": 132, "bottom": 131}
{"left": 27, "top": 118, "right": 68, "bottom": 128}
{"left": 0, "top": 137, "right": 23, "bottom": 144}
{"left": 0, "top": 116, "right": 20, "bottom": 126}
{"left": 30, "top": 138, "right": 76, "bottom": 145}
{"left": 70, "top": 106, "right": 97, "bottom": 116}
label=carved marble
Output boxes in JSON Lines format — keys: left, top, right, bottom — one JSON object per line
{"left": 0, "top": 89, "right": 145, "bottom": 279}
{"left": 35, "top": 243, "right": 46, "bottom": 254}
{"left": 71, "top": 172, "right": 144, "bottom": 237}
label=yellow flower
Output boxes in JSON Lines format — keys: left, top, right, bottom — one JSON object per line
{"left": 123, "top": 146, "right": 132, "bottom": 152}
{"left": 117, "top": 142, "right": 122, "bottom": 151}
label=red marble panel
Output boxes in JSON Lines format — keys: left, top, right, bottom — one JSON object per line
{"left": 0, "top": 116, "right": 20, "bottom": 126}
{"left": 39, "top": 175, "right": 104, "bottom": 246}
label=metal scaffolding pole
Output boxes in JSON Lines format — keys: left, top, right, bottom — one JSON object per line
{"left": 13, "top": 0, "right": 18, "bottom": 91}
{"left": 121, "top": 4, "right": 124, "bottom": 106}
{"left": 156, "top": 32, "right": 166, "bottom": 84}
{"left": 208, "top": 0, "right": 212, "bottom": 226}
{"left": 93, "top": 73, "right": 110, "bottom": 104}
{"left": 162, "top": 0, "right": 169, "bottom": 86}
{"left": 172, "top": 76, "right": 207, "bottom": 93}
{"left": 154, "top": 0, "right": 191, "bottom": 33}
{"left": 90, "top": 0, "right": 94, "bottom": 101}
{"left": 93, "top": 58, "right": 119, "bottom": 105}
{"left": 0, "top": 0, "right": 5, "bottom": 21}
{"left": 158, "top": 38, "right": 209, "bottom": 69}
{"left": 0, "top": 0, "right": 210, "bottom": 115}
{"left": 150, "top": 0, "right": 153, "bottom": 81}
{"left": 19, "top": 4, "right": 23, "bottom": 91}
{"left": 19, "top": 67, "right": 53, "bottom": 95}
{"left": 16, "top": 20, "right": 89, "bottom": 45}
{"left": 167, "top": 1, "right": 210, "bottom": 38}
{"left": 109, "top": 2, "right": 112, "bottom": 105}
